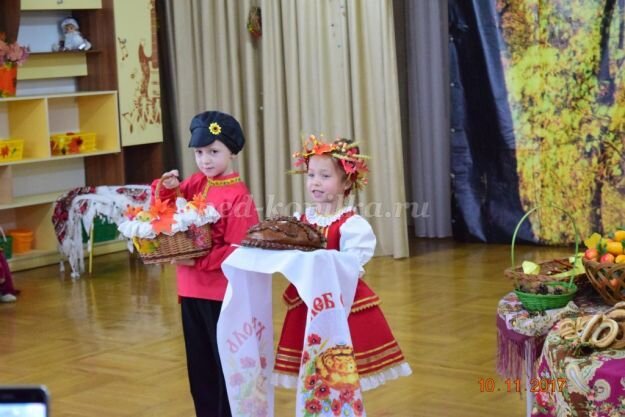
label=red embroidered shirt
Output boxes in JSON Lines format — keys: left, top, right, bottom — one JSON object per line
{"left": 152, "top": 172, "right": 259, "bottom": 300}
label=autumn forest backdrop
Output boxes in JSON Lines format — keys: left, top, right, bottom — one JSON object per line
{"left": 450, "top": 0, "right": 625, "bottom": 245}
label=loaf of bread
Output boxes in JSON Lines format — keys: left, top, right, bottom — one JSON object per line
{"left": 241, "top": 216, "right": 326, "bottom": 251}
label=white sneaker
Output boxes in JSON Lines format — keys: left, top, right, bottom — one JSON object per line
{"left": 0, "top": 293, "right": 17, "bottom": 303}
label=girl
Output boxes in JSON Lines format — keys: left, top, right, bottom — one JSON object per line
{"left": 274, "top": 135, "right": 412, "bottom": 390}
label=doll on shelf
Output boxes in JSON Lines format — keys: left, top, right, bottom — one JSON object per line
{"left": 54, "top": 17, "right": 92, "bottom": 52}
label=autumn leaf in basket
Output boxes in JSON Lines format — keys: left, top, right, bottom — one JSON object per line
{"left": 151, "top": 215, "right": 176, "bottom": 234}
{"left": 522, "top": 261, "right": 540, "bottom": 275}
{"left": 124, "top": 205, "right": 143, "bottom": 220}
{"left": 584, "top": 233, "right": 602, "bottom": 251}
{"left": 187, "top": 193, "right": 209, "bottom": 215}
{"left": 133, "top": 237, "right": 159, "bottom": 254}
{"left": 149, "top": 198, "right": 175, "bottom": 218}
{"left": 149, "top": 199, "right": 177, "bottom": 234}
{"left": 582, "top": 230, "right": 625, "bottom": 263}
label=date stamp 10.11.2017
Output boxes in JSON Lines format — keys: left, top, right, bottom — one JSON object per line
{"left": 478, "top": 377, "right": 568, "bottom": 393}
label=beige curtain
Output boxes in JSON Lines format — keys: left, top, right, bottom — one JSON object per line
{"left": 164, "top": 0, "right": 408, "bottom": 258}
{"left": 395, "top": 0, "right": 451, "bottom": 238}
{"left": 163, "top": 0, "right": 264, "bottom": 199}
{"left": 262, "top": 0, "right": 408, "bottom": 257}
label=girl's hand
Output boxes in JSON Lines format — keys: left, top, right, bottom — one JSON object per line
{"left": 161, "top": 169, "right": 180, "bottom": 189}
{"left": 171, "top": 258, "right": 195, "bottom": 266}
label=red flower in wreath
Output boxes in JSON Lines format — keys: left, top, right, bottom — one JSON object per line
{"left": 331, "top": 399, "right": 342, "bottom": 416}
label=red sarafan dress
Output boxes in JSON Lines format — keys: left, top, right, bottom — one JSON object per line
{"left": 273, "top": 206, "right": 412, "bottom": 391}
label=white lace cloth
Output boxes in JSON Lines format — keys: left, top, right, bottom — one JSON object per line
{"left": 117, "top": 197, "right": 220, "bottom": 240}
{"left": 218, "top": 247, "right": 367, "bottom": 417}
{"left": 294, "top": 207, "right": 376, "bottom": 275}
{"left": 299, "top": 205, "right": 356, "bottom": 227}
{"left": 58, "top": 185, "right": 151, "bottom": 278}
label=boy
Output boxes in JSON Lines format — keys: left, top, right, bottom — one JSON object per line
{"left": 154, "top": 111, "right": 259, "bottom": 417}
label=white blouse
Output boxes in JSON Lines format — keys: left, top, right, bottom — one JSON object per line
{"left": 294, "top": 206, "right": 377, "bottom": 274}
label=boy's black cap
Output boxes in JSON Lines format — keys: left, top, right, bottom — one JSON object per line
{"left": 188, "top": 111, "right": 245, "bottom": 154}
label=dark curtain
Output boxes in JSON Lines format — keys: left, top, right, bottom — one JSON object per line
{"left": 155, "top": 0, "right": 180, "bottom": 172}
{"left": 448, "top": 0, "right": 533, "bottom": 243}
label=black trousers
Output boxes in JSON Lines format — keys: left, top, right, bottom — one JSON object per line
{"left": 181, "top": 297, "right": 232, "bottom": 417}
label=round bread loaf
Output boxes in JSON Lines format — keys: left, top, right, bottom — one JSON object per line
{"left": 241, "top": 216, "right": 326, "bottom": 251}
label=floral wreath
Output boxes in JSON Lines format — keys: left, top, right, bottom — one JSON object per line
{"left": 291, "top": 135, "right": 370, "bottom": 190}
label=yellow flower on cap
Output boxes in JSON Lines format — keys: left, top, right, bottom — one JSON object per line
{"left": 209, "top": 122, "right": 222, "bottom": 135}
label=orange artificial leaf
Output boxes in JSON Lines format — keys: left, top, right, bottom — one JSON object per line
{"left": 149, "top": 198, "right": 175, "bottom": 219}
{"left": 190, "top": 193, "right": 209, "bottom": 214}
{"left": 151, "top": 214, "right": 176, "bottom": 234}
{"left": 313, "top": 142, "right": 333, "bottom": 155}
{"left": 148, "top": 198, "right": 177, "bottom": 234}
{"left": 124, "top": 205, "right": 143, "bottom": 220}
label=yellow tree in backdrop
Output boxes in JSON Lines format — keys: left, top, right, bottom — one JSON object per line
{"left": 498, "top": 0, "right": 625, "bottom": 243}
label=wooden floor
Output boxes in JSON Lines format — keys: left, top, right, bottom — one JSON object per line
{"left": 0, "top": 238, "right": 575, "bottom": 417}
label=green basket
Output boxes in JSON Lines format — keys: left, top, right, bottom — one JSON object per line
{"left": 510, "top": 205, "right": 579, "bottom": 311}
{"left": 514, "top": 282, "right": 577, "bottom": 312}
{"left": 0, "top": 228, "right": 12, "bottom": 259}
{"left": 82, "top": 216, "right": 119, "bottom": 243}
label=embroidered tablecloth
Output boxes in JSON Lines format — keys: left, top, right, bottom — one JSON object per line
{"left": 217, "top": 247, "right": 366, "bottom": 417}
{"left": 52, "top": 185, "right": 151, "bottom": 278}
{"left": 532, "top": 326, "right": 625, "bottom": 417}
{"left": 497, "top": 292, "right": 609, "bottom": 379}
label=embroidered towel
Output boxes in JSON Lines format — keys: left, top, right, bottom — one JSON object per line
{"left": 218, "top": 247, "right": 366, "bottom": 417}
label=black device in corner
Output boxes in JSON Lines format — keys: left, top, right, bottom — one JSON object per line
{"left": 0, "top": 386, "right": 49, "bottom": 417}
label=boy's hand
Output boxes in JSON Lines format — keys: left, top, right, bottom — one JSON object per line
{"left": 171, "top": 258, "right": 195, "bottom": 266}
{"left": 161, "top": 169, "right": 180, "bottom": 189}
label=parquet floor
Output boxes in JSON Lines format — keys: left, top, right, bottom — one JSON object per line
{"left": 0, "top": 238, "right": 574, "bottom": 416}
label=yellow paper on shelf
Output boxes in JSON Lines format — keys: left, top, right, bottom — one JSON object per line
{"left": 50, "top": 132, "right": 96, "bottom": 155}
{"left": 0, "top": 139, "right": 24, "bottom": 162}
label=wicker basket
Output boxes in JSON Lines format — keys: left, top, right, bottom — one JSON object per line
{"left": 505, "top": 257, "right": 586, "bottom": 286}
{"left": 133, "top": 224, "right": 212, "bottom": 264}
{"left": 514, "top": 282, "right": 577, "bottom": 312}
{"left": 582, "top": 258, "right": 625, "bottom": 305}
{"left": 508, "top": 206, "right": 579, "bottom": 311}
{"left": 131, "top": 178, "right": 213, "bottom": 264}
